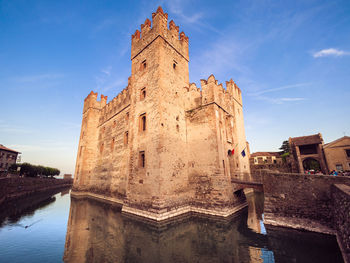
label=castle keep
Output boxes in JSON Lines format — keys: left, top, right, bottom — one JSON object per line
{"left": 73, "top": 7, "right": 251, "bottom": 221}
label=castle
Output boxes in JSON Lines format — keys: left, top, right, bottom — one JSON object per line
{"left": 73, "top": 7, "right": 251, "bottom": 221}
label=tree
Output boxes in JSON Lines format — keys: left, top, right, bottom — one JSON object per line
{"left": 279, "top": 140, "right": 290, "bottom": 154}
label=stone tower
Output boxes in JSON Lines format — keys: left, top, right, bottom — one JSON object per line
{"left": 124, "top": 6, "right": 191, "bottom": 217}
{"left": 73, "top": 7, "right": 250, "bottom": 221}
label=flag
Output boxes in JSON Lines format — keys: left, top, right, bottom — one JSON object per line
{"left": 231, "top": 148, "right": 235, "bottom": 155}
{"left": 241, "top": 149, "right": 246, "bottom": 157}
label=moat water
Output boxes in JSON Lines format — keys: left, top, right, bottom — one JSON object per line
{"left": 0, "top": 189, "right": 344, "bottom": 263}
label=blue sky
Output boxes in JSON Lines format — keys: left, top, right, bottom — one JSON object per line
{"left": 1, "top": 0, "right": 349, "bottom": 175}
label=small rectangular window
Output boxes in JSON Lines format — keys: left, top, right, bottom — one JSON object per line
{"left": 139, "top": 151, "right": 145, "bottom": 168}
{"left": 139, "top": 113, "right": 146, "bottom": 131}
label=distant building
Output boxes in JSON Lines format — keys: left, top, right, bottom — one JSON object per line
{"left": 289, "top": 133, "right": 328, "bottom": 174}
{"left": 324, "top": 136, "right": 350, "bottom": 172}
{"left": 250, "top": 152, "right": 282, "bottom": 165}
{"left": 0, "top": 144, "right": 20, "bottom": 175}
{"left": 64, "top": 174, "right": 72, "bottom": 180}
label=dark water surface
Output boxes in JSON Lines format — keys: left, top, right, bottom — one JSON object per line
{"left": 0, "top": 190, "right": 344, "bottom": 263}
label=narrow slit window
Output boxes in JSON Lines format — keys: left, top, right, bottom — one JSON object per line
{"left": 100, "top": 143, "right": 104, "bottom": 154}
{"left": 142, "top": 60, "right": 147, "bottom": 70}
{"left": 141, "top": 88, "right": 146, "bottom": 100}
{"left": 139, "top": 151, "right": 145, "bottom": 168}
{"left": 124, "top": 131, "right": 129, "bottom": 145}
{"left": 111, "top": 138, "right": 115, "bottom": 151}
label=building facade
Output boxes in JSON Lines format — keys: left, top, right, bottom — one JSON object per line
{"left": 250, "top": 152, "right": 282, "bottom": 165}
{"left": 73, "top": 7, "right": 250, "bottom": 221}
{"left": 324, "top": 136, "right": 350, "bottom": 172}
{"left": 289, "top": 133, "right": 328, "bottom": 174}
{"left": 0, "top": 144, "right": 20, "bottom": 175}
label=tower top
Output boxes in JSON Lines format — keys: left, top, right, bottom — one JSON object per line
{"left": 131, "top": 6, "right": 189, "bottom": 61}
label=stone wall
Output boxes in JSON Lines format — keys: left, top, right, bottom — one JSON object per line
{"left": 332, "top": 184, "right": 350, "bottom": 262}
{"left": 263, "top": 173, "right": 350, "bottom": 230}
{"left": 262, "top": 172, "right": 350, "bottom": 262}
{"left": 0, "top": 177, "right": 72, "bottom": 205}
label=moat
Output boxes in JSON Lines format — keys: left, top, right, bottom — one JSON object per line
{"left": 0, "top": 190, "right": 343, "bottom": 263}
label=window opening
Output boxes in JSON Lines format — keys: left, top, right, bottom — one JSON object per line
{"left": 124, "top": 131, "right": 129, "bottom": 145}
{"left": 139, "top": 151, "right": 145, "bottom": 168}
{"left": 141, "top": 88, "right": 146, "bottom": 100}
{"left": 139, "top": 114, "right": 146, "bottom": 131}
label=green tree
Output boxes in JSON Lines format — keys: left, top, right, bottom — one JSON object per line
{"left": 279, "top": 140, "right": 290, "bottom": 154}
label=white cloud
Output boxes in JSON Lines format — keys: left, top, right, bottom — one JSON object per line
{"left": 313, "top": 48, "right": 349, "bottom": 58}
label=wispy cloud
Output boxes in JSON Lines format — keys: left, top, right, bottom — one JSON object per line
{"left": 249, "top": 83, "right": 310, "bottom": 96}
{"left": 313, "top": 48, "right": 350, "bottom": 58}
{"left": 14, "top": 74, "right": 64, "bottom": 83}
{"left": 95, "top": 67, "right": 127, "bottom": 93}
{"left": 166, "top": 0, "right": 220, "bottom": 34}
{"left": 254, "top": 96, "right": 306, "bottom": 104}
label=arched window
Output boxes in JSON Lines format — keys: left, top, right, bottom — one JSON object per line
{"left": 140, "top": 87, "right": 146, "bottom": 100}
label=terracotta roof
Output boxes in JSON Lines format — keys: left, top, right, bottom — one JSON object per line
{"left": 250, "top": 152, "right": 281, "bottom": 158}
{"left": 324, "top": 136, "right": 350, "bottom": 148}
{"left": 289, "top": 134, "right": 323, "bottom": 146}
{"left": 0, "top": 144, "right": 20, "bottom": 153}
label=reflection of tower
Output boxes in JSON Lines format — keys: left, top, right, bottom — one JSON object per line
{"left": 64, "top": 197, "right": 268, "bottom": 263}
{"left": 246, "top": 192, "right": 263, "bottom": 262}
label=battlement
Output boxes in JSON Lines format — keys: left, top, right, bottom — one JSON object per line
{"left": 83, "top": 91, "right": 107, "bottom": 113}
{"left": 225, "top": 79, "right": 242, "bottom": 105}
{"left": 131, "top": 6, "right": 189, "bottom": 61}
{"left": 99, "top": 85, "right": 131, "bottom": 125}
{"left": 184, "top": 75, "right": 243, "bottom": 113}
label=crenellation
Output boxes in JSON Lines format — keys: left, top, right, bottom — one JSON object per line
{"left": 74, "top": 6, "right": 250, "bottom": 222}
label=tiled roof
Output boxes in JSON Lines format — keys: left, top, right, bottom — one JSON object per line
{"left": 250, "top": 152, "right": 281, "bottom": 158}
{"left": 0, "top": 144, "right": 20, "bottom": 153}
{"left": 289, "top": 134, "right": 323, "bottom": 146}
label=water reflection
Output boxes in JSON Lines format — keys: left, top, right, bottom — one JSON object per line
{"left": 0, "top": 188, "right": 68, "bottom": 227}
{"left": 64, "top": 192, "right": 343, "bottom": 263}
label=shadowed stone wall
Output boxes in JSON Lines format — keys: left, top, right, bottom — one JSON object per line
{"left": 263, "top": 173, "right": 350, "bottom": 229}
{"left": 332, "top": 184, "right": 350, "bottom": 262}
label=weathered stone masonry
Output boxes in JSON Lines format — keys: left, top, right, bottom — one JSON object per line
{"left": 73, "top": 7, "right": 250, "bottom": 221}
{"left": 262, "top": 172, "right": 350, "bottom": 262}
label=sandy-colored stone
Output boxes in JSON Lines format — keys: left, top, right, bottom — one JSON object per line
{"left": 73, "top": 7, "right": 250, "bottom": 220}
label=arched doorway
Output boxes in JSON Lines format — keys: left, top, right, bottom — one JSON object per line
{"left": 302, "top": 158, "right": 321, "bottom": 171}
